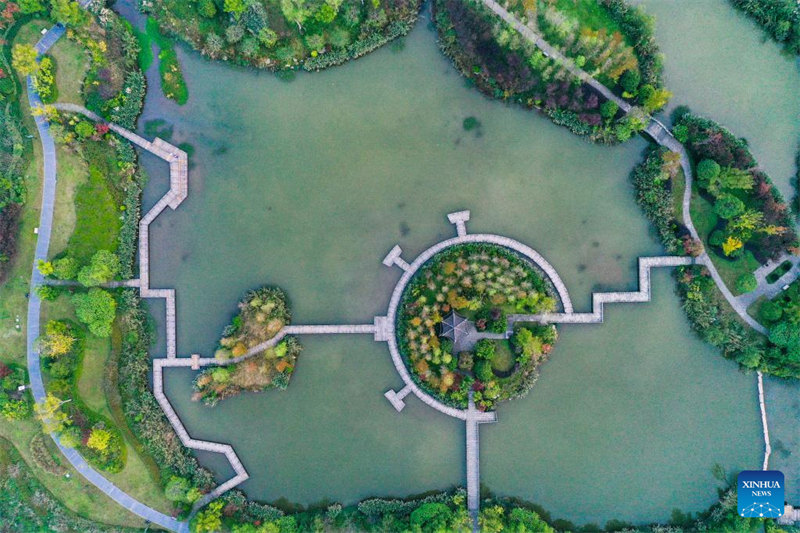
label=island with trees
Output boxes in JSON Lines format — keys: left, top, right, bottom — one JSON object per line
{"left": 193, "top": 287, "right": 301, "bottom": 406}
{"left": 397, "top": 243, "right": 558, "bottom": 411}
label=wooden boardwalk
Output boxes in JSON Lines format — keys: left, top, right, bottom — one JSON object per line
{"left": 381, "top": 212, "right": 570, "bottom": 420}
{"left": 26, "top": 28, "right": 187, "bottom": 533}
{"left": 465, "top": 393, "right": 491, "bottom": 530}
{"left": 52, "top": 103, "right": 249, "bottom": 509}
{"left": 54, "top": 103, "right": 188, "bottom": 356}
{"left": 508, "top": 256, "right": 694, "bottom": 325}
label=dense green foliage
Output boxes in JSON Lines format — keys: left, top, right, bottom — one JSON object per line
{"left": 0, "top": 12, "right": 34, "bottom": 282}
{"left": 0, "top": 361, "right": 32, "bottom": 420}
{"left": 676, "top": 265, "right": 800, "bottom": 378}
{"left": 145, "top": 0, "right": 421, "bottom": 71}
{"left": 195, "top": 287, "right": 299, "bottom": 406}
{"left": 72, "top": 288, "right": 117, "bottom": 338}
{"left": 677, "top": 113, "right": 798, "bottom": 263}
{"left": 398, "top": 243, "right": 557, "bottom": 410}
{"left": 189, "top": 482, "right": 786, "bottom": 533}
{"left": 77, "top": 249, "right": 120, "bottom": 287}
{"left": 32, "top": 54, "right": 56, "bottom": 103}
{"left": 730, "top": 0, "right": 800, "bottom": 54}
{"left": 433, "top": 0, "right": 651, "bottom": 143}
{"left": 760, "top": 278, "right": 800, "bottom": 372}
{"left": 116, "top": 290, "right": 215, "bottom": 515}
{"left": 766, "top": 260, "right": 792, "bottom": 284}
{"left": 629, "top": 145, "right": 685, "bottom": 254}
{"left": 518, "top": 0, "right": 669, "bottom": 109}
{"left": 38, "top": 318, "right": 126, "bottom": 472}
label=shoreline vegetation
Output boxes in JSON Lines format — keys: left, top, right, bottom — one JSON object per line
{"left": 729, "top": 0, "right": 800, "bottom": 55}
{"left": 142, "top": 0, "right": 423, "bottom": 72}
{"left": 630, "top": 109, "right": 800, "bottom": 379}
{"left": 187, "top": 481, "right": 789, "bottom": 533}
{"left": 397, "top": 243, "right": 557, "bottom": 411}
{"left": 193, "top": 286, "right": 301, "bottom": 406}
{"left": 2, "top": 0, "right": 182, "bottom": 520}
{"left": 433, "top": 0, "right": 669, "bottom": 143}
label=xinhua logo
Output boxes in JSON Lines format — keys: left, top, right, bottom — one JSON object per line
{"left": 737, "top": 470, "right": 784, "bottom": 518}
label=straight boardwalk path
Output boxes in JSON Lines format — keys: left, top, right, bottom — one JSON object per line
{"left": 25, "top": 25, "right": 187, "bottom": 533}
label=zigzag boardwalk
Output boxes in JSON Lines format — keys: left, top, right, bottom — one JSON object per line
{"left": 26, "top": 26, "right": 187, "bottom": 533}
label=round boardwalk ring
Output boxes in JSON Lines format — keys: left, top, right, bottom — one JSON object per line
{"left": 385, "top": 233, "right": 572, "bottom": 420}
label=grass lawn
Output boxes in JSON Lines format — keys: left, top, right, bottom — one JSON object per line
{"left": 689, "top": 185, "right": 717, "bottom": 238}
{"left": 747, "top": 296, "right": 767, "bottom": 322}
{"left": 553, "top": 0, "right": 628, "bottom": 42}
{"left": 66, "top": 164, "right": 121, "bottom": 264}
{"left": 13, "top": 19, "right": 50, "bottom": 49}
{"left": 49, "top": 146, "right": 86, "bottom": 259}
{"left": 48, "top": 35, "right": 88, "bottom": 105}
{"left": 42, "top": 296, "right": 173, "bottom": 514}
{"left": 0, "top": 419, "right": 147, "bottom": 528}
{"left": 671, "top": 167, "right": 686, "bottom": 226}
{"left": 0, "top": 152, "right": 40, "bottom": 363}
{"left": 711, "top": 249, "right": 761, "bottom": 296}
{"left": 491, "top": 339, "right": 516, "bottom": 374}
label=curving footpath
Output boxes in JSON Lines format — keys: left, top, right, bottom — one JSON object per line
{"left": 482, "top": 0, "right": 775, "bottom": 475}
{"left": 25, "top": 25, "right": 187, "bottom": 533}
{"left": 482, "top": 0, "right": 769, "bottom": 334}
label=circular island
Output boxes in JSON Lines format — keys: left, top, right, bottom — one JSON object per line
{"left": 396, "top": 243, "right": 559, "bottom": 411}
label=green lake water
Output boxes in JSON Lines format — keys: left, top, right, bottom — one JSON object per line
{"left": 636, "top": 0, "right": 800, "bottom": 200}
{"left": 131, "top": 1, "right": 796, "bottom": 524}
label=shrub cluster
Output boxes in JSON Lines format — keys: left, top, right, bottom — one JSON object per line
{"left": 676, "top": 113, "right": 798, "bottom": 262}
{"left": 0, "top": 12, "right": 33, "bottom": 281}
{"left": 629, "top": 145, "right": 686, "bottom": 254}
{"left": 675, "top": 266, "right": 765, "bottom": 371}
{"left": 0, "top": 362, "right": 32, "bottom": 421}
{"left": 730, "top": 0, "right": 800, "bottom": 55}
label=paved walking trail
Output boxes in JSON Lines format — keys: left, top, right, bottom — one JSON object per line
{"left": 480, "top": 0, "right": 780, "bottom": 486}
{"left": 25, "top": 1, "right": 791, "bottom": 525}
{"left": 25, "top": 25, "right": 187, "bottom": 533}
{"left": 479, "top": 0, "right": 780, "bottom": 334}
{"left": 736, "top": 253, "right": 800, "bottom": 309}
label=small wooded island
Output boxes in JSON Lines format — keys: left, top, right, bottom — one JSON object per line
{"left": 193, "top": 287, "right": 302, "bottom": 406}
